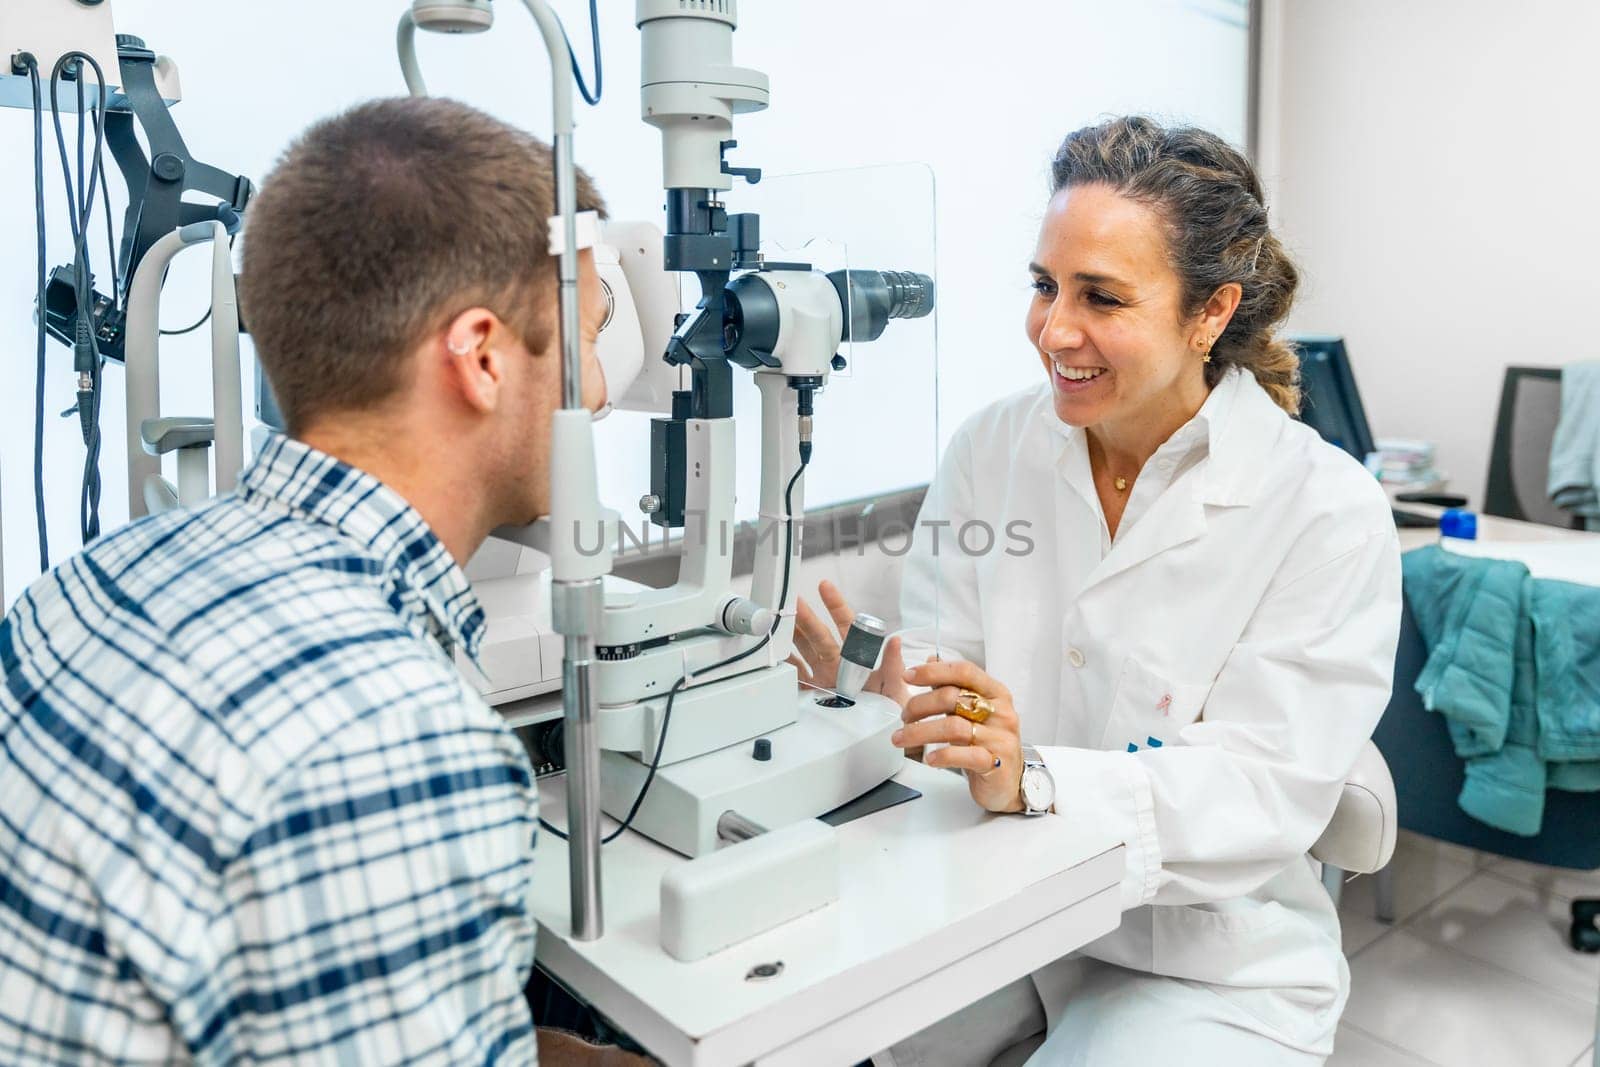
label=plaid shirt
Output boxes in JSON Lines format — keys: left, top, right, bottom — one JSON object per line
{"left": 0, "top": 434, "right": 539, "bottom": 1064}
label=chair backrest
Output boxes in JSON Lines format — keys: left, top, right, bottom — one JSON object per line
{"left": 1310, "top": 740, "right": 1397, "bottom": 875}
{"left": 1483, "top": 366, "right": 1580, "bottom": 528}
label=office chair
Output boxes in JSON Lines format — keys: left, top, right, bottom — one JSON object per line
{"left": 1313, "top": 742, "right": 1398, "bottom": 908}
{"left": 1377, "top": 364, "right": 1600, "bottom": 960}
{"left": 1483, "top": 366, "right": 1583, "bottom": 529}
{"left": 1375, "top": 604, "right": 1600, "bottom": 956}
{"left": 1482, "top": 365, "right": 1598, "bottom": 951}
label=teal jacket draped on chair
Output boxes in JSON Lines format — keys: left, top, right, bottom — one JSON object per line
{"left": 1403, "top": 545, "right": 1600, "bottom": 835}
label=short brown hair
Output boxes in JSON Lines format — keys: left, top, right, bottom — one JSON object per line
{"left": 1051, "top": 116, "right": 1302, "bottom": 414}
{"left": 239, "top": 96, "right": 604, "bottom": 432}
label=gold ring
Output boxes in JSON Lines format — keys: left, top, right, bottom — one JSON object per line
{"left": 953, "top": 689, "right": 993, "bottom": 724}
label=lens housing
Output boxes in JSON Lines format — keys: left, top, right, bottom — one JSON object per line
{"left": 827, "top": 269, "right": 936, "bottom": 343}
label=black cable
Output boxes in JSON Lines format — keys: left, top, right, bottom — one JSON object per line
{"left": 566, "top": 0, "right": 602, "bottom": 106}
{"left": 76, "top": 72, "right": 88, "bottom": 217}
{"left": 160, "top": 233, "right": 237, "bottom": 335}
{"left": 78, "top": 54, "right": 122, "bottom": 310}
{"left": 69, "top": 61, "right": 102, "bottom": 545}
{"left": 48, "top": 52, "right": 112, "bottom": 546}
{"left": 774, "top": 459, "right": 807, "bottom": 622}
{"left": 539, "top": 437, "right": 812, "bottom": 845}
{"left": 76, "top": 71, "right": 86, "bottom": 220}
{"left": 160, "top": 306, "right": 213, "bottom": 337}
{"left": 79, "top": 355, "right": 104, "bottom": 543}
{"left": 99, "top": 134, "right": 119, "bottom": 313}
{"left": 78, "top": 70, "right": 118, "bottom": 328}
{"left": 157, "top": 307, "right": 212, "bottom": 335}
{"left": 27, "top": 58, "right": 51, "bottom": 573}
{"left": 50, "top": 55, "right": 107, "bottom": 281}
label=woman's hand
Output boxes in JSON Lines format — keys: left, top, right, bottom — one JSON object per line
{"left": 787, "top": 580, "right": 911, "bottom": 708}
{"left": 892, "top": 660, "right": 1024, "bottom": 814}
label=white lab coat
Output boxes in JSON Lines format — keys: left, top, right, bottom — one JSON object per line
{"left": 897, "top": 367, "right": 1402, "bottom": 1062}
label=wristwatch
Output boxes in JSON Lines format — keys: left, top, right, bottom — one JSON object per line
{"left": 1019, "top": 745, "right": 1055, "bottom": 816}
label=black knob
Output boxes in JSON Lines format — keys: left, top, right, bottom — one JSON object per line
{"left": 831, "top": 354, "right": 847, "bottom": 371}
{"left": 115, "top": 33, "right": 146, "bottom": 48}
{"left": 752, "top": 738, "right": 772, "bottom": 762}
{"left": 152, "top": 154, "right": 185, "bottom": 182}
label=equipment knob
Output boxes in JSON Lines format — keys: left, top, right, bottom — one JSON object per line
{"left": 639, "top": 494, "right": 662, "bottom": 514}
{"left": 115, "top": 33, "right": 146, "bottom": 48}
{"left": 718, "top": 595, "right": 776, "bottom": 637}
{"left": 152, "top": 154, "right": 185, "bottom": 182}
{"left": 752, "top": 739, "right": 772, "bottom": 761}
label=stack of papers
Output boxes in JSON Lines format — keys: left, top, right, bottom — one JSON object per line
{"left": 1366, "top": 438, "right": 1446, "bottom": 491}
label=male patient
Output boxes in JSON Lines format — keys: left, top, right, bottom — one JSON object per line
{"left": 0, "top": 98, "right": 636, "bottom": 1064}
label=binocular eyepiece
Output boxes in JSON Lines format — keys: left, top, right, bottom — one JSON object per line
{"left": 828, "top": 269, "right": 936, "bottom": 344}
{"left": 720, "top": 265, "right": 936, "bottom": 375}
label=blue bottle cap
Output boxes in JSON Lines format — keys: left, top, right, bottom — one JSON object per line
{"left": 1439, "top": 508, "right": 1478, "bottom": 540}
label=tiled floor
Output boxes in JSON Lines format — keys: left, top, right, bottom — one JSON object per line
{"left": 1329, "top": 831, "right": 1600, "bottom": 1066}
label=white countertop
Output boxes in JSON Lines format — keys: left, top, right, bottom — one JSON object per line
{"left": 530, "top": 759, "right": 1124, "bottom": 1066}
{"left": 1396, "top": 505, "right": 1599, "bottom": 554}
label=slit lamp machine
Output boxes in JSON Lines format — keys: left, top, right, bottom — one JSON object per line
{"left": 2, "top": 0, "right": 935, "bottom": 953}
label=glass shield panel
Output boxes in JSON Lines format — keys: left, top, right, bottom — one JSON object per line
{"left": 735, "top": 162, "right": 942, "bottom": 665}
{"left": 586, "top": 162, "right": 943, "bottom": 669}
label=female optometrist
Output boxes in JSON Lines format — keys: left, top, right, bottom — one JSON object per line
{"left": 792, "top": 117, "right": 1402, "bottom": 1066}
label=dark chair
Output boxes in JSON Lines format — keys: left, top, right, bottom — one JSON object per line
{"left": 1375, "top": 363, "right": 1600, "bottom": 959}
{"left": 1482, "top": 366, "right": 1583, "bottom": 529}
{"left": 1376, "top": 604, "right": 1600, "bottom": 871}
{"left": 1376, "top": 605, "right": 1600, "bottom": 957}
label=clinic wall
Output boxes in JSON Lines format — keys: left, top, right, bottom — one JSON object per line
{"left": 1260, "top": 0, "right": 1600, "bottom": 503}
{"left": 0, "top": 0, "right": 1247, "bottom": 606}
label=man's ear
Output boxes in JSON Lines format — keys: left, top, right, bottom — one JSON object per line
{"left": 441, "top": 307, "right": 505, "bottom": 414}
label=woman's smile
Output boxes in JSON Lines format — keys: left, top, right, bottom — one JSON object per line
{"left": 1050, "top": 360, "right": 1110, "bottom": 394}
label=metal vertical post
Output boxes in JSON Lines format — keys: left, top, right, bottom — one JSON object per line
{"left": 521, "top": 0, "right": 604, "bottom": 942}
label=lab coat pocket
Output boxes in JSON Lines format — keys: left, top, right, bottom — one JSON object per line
{"left": 1100, "top": 655, "right": 1212, "bottom": 753}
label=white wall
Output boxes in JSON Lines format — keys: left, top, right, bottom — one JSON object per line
{"left": 1260, "top": 0, "right": 1600, "bottom": 503}
{"left": 0, "top": 0, "right": 1246, "bottom": 605}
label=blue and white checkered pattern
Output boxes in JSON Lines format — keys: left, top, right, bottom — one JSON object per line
{"left": 0, "top": 434, "right": 540, "bottom": 1064}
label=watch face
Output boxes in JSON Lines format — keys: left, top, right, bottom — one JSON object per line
{"left": 1022, "top": 765, "right": 1053, "bottom": 812}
